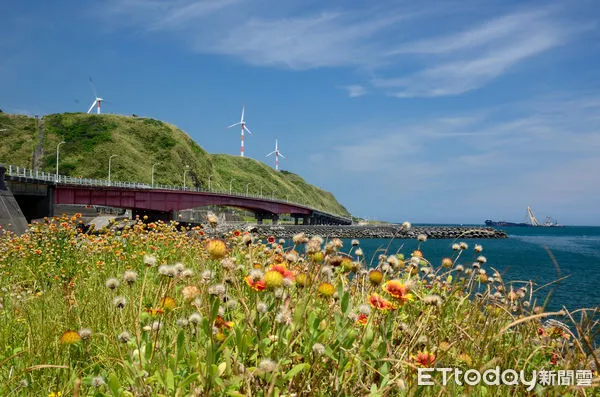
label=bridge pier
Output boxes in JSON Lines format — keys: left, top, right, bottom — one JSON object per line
{"left": 132, "top": 209, "right": 175, "bottom": 223}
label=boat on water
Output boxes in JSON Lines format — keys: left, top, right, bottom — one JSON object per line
{"left": 485, "top": 207, "right": 561, "bottom": 227}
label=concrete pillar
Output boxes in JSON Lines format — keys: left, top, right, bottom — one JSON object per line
{"left": 0, "top": 164, "right": 29, "bottom": 235}
{"left": 255, "top": 213, "right": 263, "bottom": 225}
{"left": 294, "top": 216, "right": 299, "bottom": 225}
{"left": 272, "top": 214, "right": 279, "bottom": 225}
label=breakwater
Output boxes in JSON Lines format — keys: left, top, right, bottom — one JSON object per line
{"left": 237, "top": 224, "right": 507, "bottom": 239}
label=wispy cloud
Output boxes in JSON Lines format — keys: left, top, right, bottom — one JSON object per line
{"left": 97, "top": 1, "right": 593, "bottom": 96}
{"left": 341, "top": 85, "right": 367, "bottom": 98}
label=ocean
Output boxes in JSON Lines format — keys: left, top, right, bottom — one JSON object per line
{"left": 347, "top": 226, "right": 600, "bottom": 313}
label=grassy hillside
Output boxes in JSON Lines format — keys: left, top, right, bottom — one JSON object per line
{"left": 0, "top": 112, "right": 349, "bottom": 216}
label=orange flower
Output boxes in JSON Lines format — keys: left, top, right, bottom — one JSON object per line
{"left": 413, "top": 351, "right": 435, "bottom": 367}
{"left": 270, "top": 264, "right": 295, "bottom": 280}
{"left": 382, "top": 280, "right": 414, "bottom": 304}
{"left": 159, "top": 296, "right": 177, "bottom": 310}
{"left": 412, "top": 250, "right": 423, "bottom": 258}
{"left": 244, "top": 276, "right": 266, "bottom": 291}
{"left": 367, "top": 293, "right": 396, "bottom": 311}
{"left": 145, "top": 307, "right": 165, "bottom": 316}
{"left": 356, "top": 313, "right": 368, "bottom": 326}
{"left": 215, "top": 315, "right": 234, "bottom": 330}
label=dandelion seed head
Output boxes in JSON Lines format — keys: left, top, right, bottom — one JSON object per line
{"left": 105, "top": 278, "right": 119, "bottom": 290}
{"left": 351, "top": 239, "right": 360, "bottom": 246}
{"left": 113, "top": 296, "right": 127, "bottom": 309}
{"left": 176, "top": 318, "right": 189, "bottom": 327}
{"left": 282, "top": 278, "right": 293, "bottom": 288}
{"left": 118, "top": 331, "right": 131, "bottom": 343}
{"left": 181, "top": 269, "right": 194, "bottom": 278}
{"left": 423, "top": 295, "right": 442, "bottom": 307}
{"left": 417, "top": 234, "right": 427, "bottom": 242}
{"left": 188, "top": 312, "right": 202, "bottom": 325}
{"left": 312, "top": 343, "right": 325, "bottom": 355}
{"left": 358, "top": 304, "right": 372, "bottom": 316}
{"left": 208, "top": 284, "right": 226, "bottom": 296}
{"left": 259, "top": 359, "right": 277, "bottom": 373}
{"left": 201, "top": 270, "right": 213, "bottom": 282}
{"left": 221, "top": 257, "right": 235, "bottom": 270}
{"left": 91, "top": 376, "right": 105, "bottom": 387}
{"left": 174, "top": 262, "right": 185, "bottom": 273}
{"left": 249, "top": 269, "right": 264, "bottom": 281}
{"left": 78, "top": 328, "right": 92, "bottom": 340}
{"left": 477, "top": 255, "right": 487, "bottom": 264}
{"left": 151, "top": 321, "right": 162, "bottom": 331}
{"left": 143, "top": 254, "right": 157, "bottom": 266}
{"left": 123, "top": 270, "right": 138, "bottom": 284}
{"left": 459, "top": 242, "right": 468, "bottom": 250}
{"left": 257, "top": 301, "right": 268, "bottom": 313}
{"left": 452, "top": 243, "right": 460, "bottom": 250}
{"left": 474, "top": 244, "right": 483, "bottom": 253}
{"left": 355, "top": 248, "right": 364, "bottom": 257}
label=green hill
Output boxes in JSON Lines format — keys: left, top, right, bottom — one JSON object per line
{"left": 0, "top": 112, "right": 349, "bottom": 217}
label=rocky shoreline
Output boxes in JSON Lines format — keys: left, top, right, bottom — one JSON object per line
{"left": 227, "top": 224, "right": 508, "bottom": 239}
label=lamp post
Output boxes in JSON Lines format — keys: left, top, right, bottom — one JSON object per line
{"left": 151, "top": 162, "right": 160, "bottom": 187}
{"left": 208, "top": 174, "right": 213, "bottom": 191}
{"left": 108, "top": 155, "right": 118, "bottom": 186}
{"left": 229, "top": 179, "right": 236, "bottom": 194}
{"left": 55, "top": 141, "right": 66, "bottom": 182}
{"left": 246, "top": 183, "right": 251, "bottom": 195}
{"left": 183, "top": 165, "right": 190, "bottom": 188}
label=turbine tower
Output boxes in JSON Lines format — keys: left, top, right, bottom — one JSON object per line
{"left": 266, "top": 138, "right": 286, "bottom": 171}
{"left": 227, "top": 105, "right": 253, "bottom": 156}
{"left": 87, "top": 78, "right": 104, "bottom": 114}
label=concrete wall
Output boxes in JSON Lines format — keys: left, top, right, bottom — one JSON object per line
{"left": 0, "top": 165, "right": 29, "bottom": 235}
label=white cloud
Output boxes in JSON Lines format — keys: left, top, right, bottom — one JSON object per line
{"left": 341, "top": 85, "right": 367, "bottom": 98}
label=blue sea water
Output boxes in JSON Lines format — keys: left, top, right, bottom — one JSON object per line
{"left": 344, "top": 226, "right": 600, "bottom": 313}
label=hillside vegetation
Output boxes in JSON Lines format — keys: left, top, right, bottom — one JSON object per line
{"left": 0, "top": 112, "right": 349, "bottom": 216}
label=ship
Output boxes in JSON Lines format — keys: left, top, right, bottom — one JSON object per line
{"left": 485, "top": 207, "right": 560, "bottom": 227}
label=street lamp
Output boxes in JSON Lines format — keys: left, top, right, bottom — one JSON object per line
{"left": 229, "top": 179, "right": 236, "bottom": 194}
{"left": 183, "top": 165, "right": 190, "bottom": 188}
{"left": 208, "top": 174, "right": 213, "bottom": 191}
{"left": 151, "top": 162, "right": 160, "bottom": 187}
{"left": 246, "top": 183, "right": 251, "bottom": 195}
{"left": 55, "top": 141, "right": 66, "bottom": 182}
{"left": 108, "top": 155, "right": 118, "bottom": 185}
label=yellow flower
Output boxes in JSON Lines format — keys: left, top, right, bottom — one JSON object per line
{"left": 368, "top": 270, "right": 384, "bottom": 285}
{"left": 382, "top": 280, "right": 414, "bottom": 304}
{"left": 264, "top": 270, "right": 284, "bottom": 289}
{"left": 441, "top": 257, "right": 453, "bottom": 268}
{"left": 159, "top": 296, "right": 177, "bottom": 310}
{"left": 59, "top": 330, "right": 81, "bottom": 345}
{"left": 206, "top": 239, "right": 227, "bottom": 259}
{"left": 295, "top": 273, "right": 308, "bottom": 287}
{"left": 49, "top": 392, "right": 63, "bottom": 397}
{"left": 317, "top": 282, "right": 335, "bottom": 297}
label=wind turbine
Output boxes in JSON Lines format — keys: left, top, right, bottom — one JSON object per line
{"left": 266, "top": 138, "right": 285, "bottom": 171}
{"left": 87, "top": 78, "right": 104, "bottom": 114}
{"left": 227, "top": 105, "right": 253, "bottom": 157}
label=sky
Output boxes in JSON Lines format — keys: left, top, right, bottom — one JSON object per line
{"left": 1, "top": 0, "right": 600, "bottom": 225}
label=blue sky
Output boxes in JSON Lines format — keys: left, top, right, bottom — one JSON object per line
{"left": 1, "top": 0, "right": 600, "bottom": 225}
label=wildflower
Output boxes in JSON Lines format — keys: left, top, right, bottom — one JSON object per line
{"left": 413, "top": 351, "right": 435, "bottom": 367}
{"left": 270, "top": 263, "right": 295, "bottom": 279}
{"left": 201, "top": 270, "right": 214, "bottom": 282}
{"left": 59, "top": 330, "right": 82, "bottom": 345}
{"left": 91, "top": 376, "right": 105, "bottom": 387}
{"left": 355, "top": 248, "right": 364, "bottom": 257}
{"left": 278, "top": 238, "right": 286, "bottom": 244}
{"left": 181, "top": 269, "right": 194, "bottom": 278}
{"left": 273, "top": 288, "right": 285, "bottom": 298}
{"left": 321, "top": 265, "right": 334, "bottom": 278}
{"left": 295, "top": 273, "right": 308, "bottom": 287}
{"left": 476, "top": 255, "right": 487, "bottom": 264}
{"left": 417, "top": 234, "right": 427, "bottom": 242}
{"left": 264, "top": 270, "right": 284, "bottom": 289}
{"left": 368, "top": 270, "right": 384, "bottom": 285}
{"left": 221, "top": 257, "right": 235, "bottom": 270}
{"left": 158, "top": 265, "right": 177, "bottom": 277}
{"left": 113, "top": 296, "right": 127, "bottom": 309}
{"left": 188, "top": 312, "right": 202, "bottom": 325}
{"left": 367, "top": 293, "right": 396, "bottom": 311}
{"left": 78, "top": 328, "right": 92, "bottom": 340}
{"left": 48, "top": 392, "right": 63, "bottom": 397}
{"left": 214, "top": 315, "right": 234, "bottom": 329}
{"left": 455, "top": 264, "right": 464, "bottom": 272}
{"left": 356, "top": 313, "right": 368, "bottom": 325}
{"left": 176, "top": 318, "right": 189, "bottom": 328}
{"left": 358, "top": 304, "right": 372, "bottom": 316}
{"left": 145, "top": 307, "right": 164, "bottom": 316}
{"left": 292, "top": 232, "right": 309, "bottom": 244}
{"left": 159, "top": 296, "right": 177, "bottom": 310}
{"left": 105, "top": 278, "right": 119, "bottom": 290}
{"left": 423, "top": 295, "right": 442, "bottom": 307}
{"left": 441, "top": 258, "right": 453, "bottom": 268}
{"left": 341, "top": 257, "right": 355, "bottom": 272}
{"left": 474, "top": 244, "right": 483, "bottom": 253}
{"left": 317, "top": 282, "right": 335, "bottom": 297}
{"left": 117, "top": 331, "right": 131, "bottom": 343}
{"left": 285, "top": 252, "right": 298, "bottom": 262}
{"left": 259, "top": 358, "right": 277, "bottom": 373}
{"left": 351, "top": 239, "right": 360, "bottom": 246}
{"left": 312, "top": 343, "right": 326, "bottom": 355}
{"left": 452, "top": 243, "right": 460, "bottom": 250}
{"left": 123, "top": 270, "right": 137, "bottom": 285}
{"left": 267, "top": 236, "right": 276, "bottom": 244}
{"left": 144, "top": 254, "right": 157, "bottom": 266}
{"left": 387, "top": 255, "right": 399, "bottom": 268}
{"left": 412, "top": 250, "right": 423, "bottom": 258}
{"left": 275, "top": 309, "right": 292, "bottom": 324}
{"left": 257, "top": 301, "right": 268, "bottom": 313}
{"left": 208, "top": 284, "right": 226, "bottom": 296}
{"left": 459, "top": 242, "right": 468, "bottom": 250}
{"left": 382, "top": 280, "right": 413, "bottom": 304}
{"left": 174, "top": 262, "right": 186, "bottom": 274}
{"left": 181, "top": 285, "right": 200, "bottom": 301}
{"left": 206, "top": 239, "right": 227, "bottom": 259}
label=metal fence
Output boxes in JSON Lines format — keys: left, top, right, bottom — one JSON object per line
{"left": 4, "top": 164, "right": 352, "bottom": 222}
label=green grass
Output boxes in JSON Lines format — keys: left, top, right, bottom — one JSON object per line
{"left": 0, "top": 112, "right": 349, "bottom": 216}
{"left": 0, "top": 217, "right": 597, "bottom": 396}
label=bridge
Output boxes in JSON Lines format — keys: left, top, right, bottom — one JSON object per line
{"left": 0, "top": 164, "right": 351, "bottom": 230}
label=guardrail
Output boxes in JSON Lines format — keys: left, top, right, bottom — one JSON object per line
{"left": 3, "top": 164, "right": 352, "bottom": 222}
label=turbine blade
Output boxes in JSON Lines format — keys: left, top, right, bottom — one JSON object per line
{"left": 241, "top": 104, "right": 245, "bottom": 122}
{"left": 279, "top": 152, "right": 286, "bottom": 159}
{"left": 227, "top": 122, "right": 241, "bottom": 128}
{"left": 266, "top": 151, "right": 275, "bottom": 157}
{"left": 244, "top": 126, "right": 253, "bottom": 135}
{"left": 89, "top": 77, "right": 98, "bottom": 98}
{"left": 87, "top": 101, "right": 96, "bottom": 113}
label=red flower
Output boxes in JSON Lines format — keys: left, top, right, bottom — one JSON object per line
{"left": 232, "top": 230, "right": 241, "bottom": 237}
{"left": 356, "top": 313, "right": 368, "bottom": 326}
{"left": 267, "top": 236, "right": 276, "bottom": 244}
{"left": 367, "top": 293, "right": 396, "bottom": 311}
{"left": 244, "top": 276, "right": 266, "bottom": 291}
{"left": 413, "top": 351, "right": 435, "bottom": 367}
{"left": 270, "top": 264, "right": 295, "bottom": 280}
{"left": 382, "top": 280, "right": 413, "bottom": 304}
